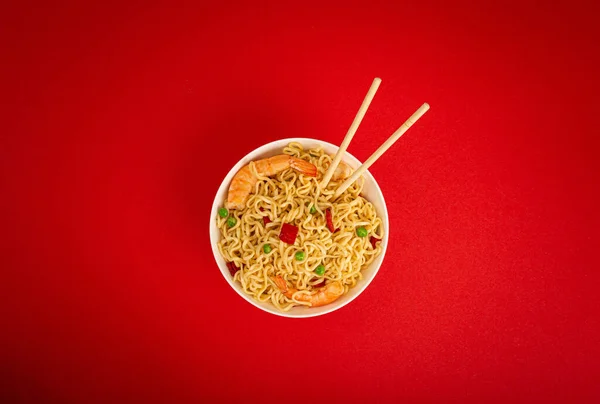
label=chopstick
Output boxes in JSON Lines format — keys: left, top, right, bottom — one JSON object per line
{"left": 320, "top": 78, "right": 382, "bottom": 189}
{"left": 333, "top": 102, "right": 430, "bottom": 199}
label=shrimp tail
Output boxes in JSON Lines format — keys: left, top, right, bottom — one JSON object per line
{"left": 271, "top": 276, "right": 294, "bottom": 299}
{"left": 289, "top": 157, "right": 318, "bottom": 177}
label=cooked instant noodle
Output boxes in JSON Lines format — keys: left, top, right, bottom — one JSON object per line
{"left": 216, "top": 142, "right": 383, "bottom": 311}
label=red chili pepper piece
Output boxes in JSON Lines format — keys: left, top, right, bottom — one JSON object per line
{"left": 313, "top": 279, "right": 326, "bottom": 288}
{"left": 259, "top": 207, "right": 272, "bottom": 225}
{"left": 279, "top": 223, "right": 299, "bottom": 244}
{"left": 325, "top": 209, "right": 335, "bottom": 233}
{"left": 226, "top": 262, "right": 240, "bottom": 276}
{"left": 370, "top": 236, "right": 381, "bottom": 249}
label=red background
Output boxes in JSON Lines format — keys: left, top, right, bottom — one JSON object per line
{"left": 2, "top": 1, "right": 599, "bottom": 402}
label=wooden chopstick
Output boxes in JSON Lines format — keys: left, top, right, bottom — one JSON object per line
{"left": 320, "top": 78, "right": 382, "bottom": 189}
{"left": 333, "top": 102, "right": 430, "bottom": 198}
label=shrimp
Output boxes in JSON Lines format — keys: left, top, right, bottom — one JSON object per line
{"left": 226, "top": 155, "right": 317, "bottom": 210}
{"left": 271, "top": 275, "right": 344, "bottom": 307}
{"left": 332, "top": 160, "right": 353, "bottom": 181}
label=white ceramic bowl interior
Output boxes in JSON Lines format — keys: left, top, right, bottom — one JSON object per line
{"left": 209, "top": 138, "right": 389, "bottom": 318}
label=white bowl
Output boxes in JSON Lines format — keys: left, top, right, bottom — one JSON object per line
{"left": 209, "top": 138, "right": 389, "bottom": 318}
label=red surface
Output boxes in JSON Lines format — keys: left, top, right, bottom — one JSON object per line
{"left": 2, "top": 1, "right": 599, "bottom": 402}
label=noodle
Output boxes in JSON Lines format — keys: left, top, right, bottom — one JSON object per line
{"left": 217, "top": 142, "right": 384, "bottom": 311}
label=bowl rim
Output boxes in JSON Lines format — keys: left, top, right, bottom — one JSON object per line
{"left": 209, "top": 137, "right": 389, "bottom": 318}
